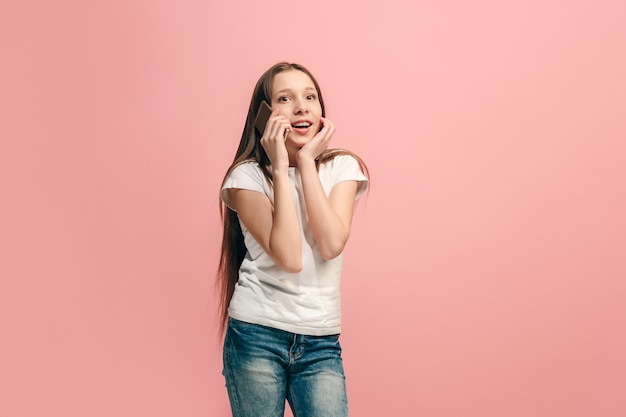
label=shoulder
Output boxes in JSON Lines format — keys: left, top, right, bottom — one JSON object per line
{"left": 228, "top": 160, "right": 262, "bottom": 176}
{"left": 319, "top": 151, "right": 369, "bottom": 198}
{"left": 221, "top": 161, "right": 268, "bottom": 208}
{"left": 223, "top": 160, "right": 266, "bottom": 185}
{"left": 320, "top": 152, "right": 367, "bottom": 177}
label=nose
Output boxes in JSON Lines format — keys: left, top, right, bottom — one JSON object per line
{"left": 294, "top": 99, "right": 308, "bottom": 114}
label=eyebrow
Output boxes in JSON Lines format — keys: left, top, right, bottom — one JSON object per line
{"left": 274, "top": 87, "right": 316, "bottom": 95}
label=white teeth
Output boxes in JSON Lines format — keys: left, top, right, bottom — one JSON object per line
{"left": 293, "top": 122, "right": 311, "bottom": 128}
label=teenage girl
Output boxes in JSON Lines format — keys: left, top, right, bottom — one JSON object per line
{"left": 217, "top": 62, "right": 369, "bottom": 417}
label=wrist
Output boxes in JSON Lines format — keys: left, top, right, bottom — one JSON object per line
{"left": 295, "top": 152, "right": 316, "bottom": 167}
{"left": 271, "top": 163, "right": 290, "bottom": 176}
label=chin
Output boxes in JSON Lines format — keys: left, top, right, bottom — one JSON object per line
{"left": 288, "top": 135, "right": 312, "bottom": 147}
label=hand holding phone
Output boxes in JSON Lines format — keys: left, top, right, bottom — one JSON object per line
{"left": 256, "top": 101, "right": 292, "bottom": 168}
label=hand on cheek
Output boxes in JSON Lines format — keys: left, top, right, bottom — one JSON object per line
{"left": 298, "top": 117, "right": 335, "bottom": 163}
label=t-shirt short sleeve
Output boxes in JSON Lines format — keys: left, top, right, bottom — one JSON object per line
{"left": 220, "top": 162, "right": 267, "bottom": 210}
{"left": 328, "top": 154, "right": 369, "bottom": 200}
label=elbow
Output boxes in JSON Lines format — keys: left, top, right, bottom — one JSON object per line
{"left": 275, "top": 254, "right": 302, "bottom": 273}
{"left": 318, "top": 240, "right": 347, "bottom": 261}
{"left": 268, "top": 239, "right": 302, "bottom": 273}
{"left": 279, "top": 260, "right": 302, "bottom": 274}
{"left": 317, "top": 228, "right": 350, "bottom": 260}
{"left": 320, "top": 249, "right": 343, "bottom": 261}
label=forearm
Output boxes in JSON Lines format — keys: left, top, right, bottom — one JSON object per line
{"left": 269, "top": 170, "right": 302, "bottom": 272}
{"left": 297, "top": 158, "right": 351, "bottom": 260}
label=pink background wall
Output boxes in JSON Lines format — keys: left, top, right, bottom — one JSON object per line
{"left": 2, "top": 1, "right": 625, "bottom": 416}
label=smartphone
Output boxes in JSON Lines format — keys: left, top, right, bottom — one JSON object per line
{"left": 254, "top": 101, "right": 273, "bottom": 135}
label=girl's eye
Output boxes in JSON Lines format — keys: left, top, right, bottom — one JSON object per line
{"left": 278, "top": 96, "right": 290, "bottom": 102}
{"left": 306, "top": 94, "right": 317, "bottom": 100}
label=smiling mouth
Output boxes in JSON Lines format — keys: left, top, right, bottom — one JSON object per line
{"left": 291, "top": 122, "right": 312, "bottom": 128}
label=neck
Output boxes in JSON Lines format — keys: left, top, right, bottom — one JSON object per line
{"left": 287, "top": 145, "right": 299, "bottom": 167}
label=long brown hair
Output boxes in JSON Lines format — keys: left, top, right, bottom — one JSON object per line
{"left": 216, "top": 62, "right": 368, "bottom": 334}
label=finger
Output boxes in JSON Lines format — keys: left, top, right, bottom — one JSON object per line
{"left": 264, "top": 120, "right": 290, "bottom": 149}
{"left": 270, "top": 117, "right": 290, "bottom": 139}
{"left": 321, "top": 118, "right": 335, "bottom": 140}
{"left": 262, "top": 122, "right": 280, "bottom": 148}
{"left": 267, "top": 119, "right": 283, "bottom": 140}
{"left": 320, "top": 117, "right": 335, "bottom": 133}
{"left": 272, "top": 116, "right": 290, "bottom": 135}
{"left": 281, "top": 121, "right": 291, "bottom": 139}
{"left": 313, "top": 120, "right": 333, "bottom": 143}
{"left": 267, "top": 117, "right": 286, "bottom": 140}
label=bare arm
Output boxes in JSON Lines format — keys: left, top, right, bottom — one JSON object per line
{"left": 296, "top": 118, "right": 359, "bottom": 260}
{"left": 298, "top": 161, "right": 358, "bottom": 260}
{"left": 227, "top": 109, "right": 302, "bottom": 273}
{"left": 227, "top": 171, "right": 302, "bottom": 272}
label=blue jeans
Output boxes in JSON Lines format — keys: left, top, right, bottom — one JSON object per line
{"left": 223, "top": 318, "right": 349, "bottom": 417}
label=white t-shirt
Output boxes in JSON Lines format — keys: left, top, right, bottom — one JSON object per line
{"left": 220, "top": 154, "right": 368, "bottom": 336}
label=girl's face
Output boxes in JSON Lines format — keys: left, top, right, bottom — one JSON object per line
{"left": 270, "top": 69, "right": 323, "bottom": 147}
